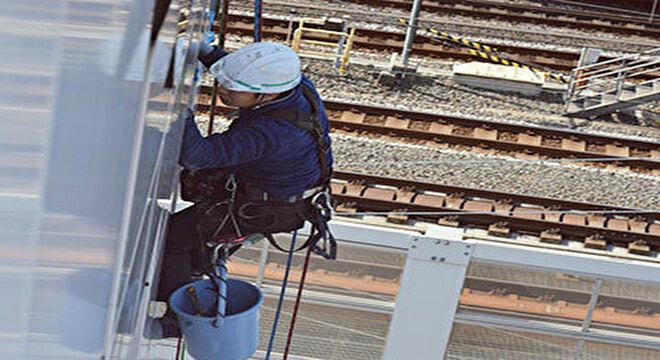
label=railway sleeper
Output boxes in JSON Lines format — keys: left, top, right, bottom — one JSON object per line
{"left": 628, "top": 240, "right": 651, "bottom": 255}
{"left": 585, "top": 235, "right": 608, "bottom": 250}
{"left": 387, "top": 210, "right": 409, "bottom": 225}
{"left": 540, "top": 228, "right": 563, "bottom": 244}
{"left": 488, "top": 222, "right": 511, "bottom": 237}
{"left": 394, "top": 187, "right": 416, "bottom": 203}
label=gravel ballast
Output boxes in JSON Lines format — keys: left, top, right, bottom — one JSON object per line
{"left": 333, "top": 133, "right": 660, "bottom": 210}
{"left": 230, "top": 0, "right": 660, "bottom": 53}
{"left": 300, "top": 58, "right": 660, "bottom": 142}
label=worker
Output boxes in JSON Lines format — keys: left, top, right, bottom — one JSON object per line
{"left": 149, "top": 40, "right": 334, "bottom": 338}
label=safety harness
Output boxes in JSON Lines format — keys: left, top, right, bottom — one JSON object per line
{"left": 260, "top": 83, "right": 336, "bottom": 259}
{"left": 196, "top": 82, "right": 337, "bottom": 260}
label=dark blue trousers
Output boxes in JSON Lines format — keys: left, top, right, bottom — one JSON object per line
{"left": 156, "top": 204, "right": 206, "bottom": 303}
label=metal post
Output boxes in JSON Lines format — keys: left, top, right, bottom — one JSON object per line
{"left": 256, "top": 240, "right": 270, "bottom": 287}
{"left": 384, "top": 226, "right": 469, "bottom": 359}
{"left": 650, "top": 0, "right": 659, "bottom": 22}
{"left": 254, "top": 0, "right": 263, "bottom": 42}
{"left": 285, "top": 9, "right": 297, "bottom": 46}
{"left": 208, "top": 0, "right": 229, "bottom": 136}
{"left": 334, "top": 21, "right": 348, "bottom": 71}
{"left": 614, "top": 59, "right": 627, "bottom": 101}
{"left": 339, "top": 27, "right": 356, "bottom": 75}
{"left": 400, "top": 0, "right": 422, "bottom": 68}
{"left": 574, "top": 278, "right": 604, "bottom": 360}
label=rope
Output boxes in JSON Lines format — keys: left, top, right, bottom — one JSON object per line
{"left": 265, "top": 230, "right": 298, "bottom": 360}
{"left": 175, "top": 337, "right": 183, "bottom": 359}
{"left": 283, "top": 243, "right": 314, "bottom": 359}
{"left": 336, "top": 156, "right": 658, "bottom": 167}
{"left": 180, "top": 341, "right": 186, "bottom": 360}
{"left": 335, "top": 209, "right": 659, "bottom": 217}
{"left": 254, "top": 0, "right": 263, "bottom": 42}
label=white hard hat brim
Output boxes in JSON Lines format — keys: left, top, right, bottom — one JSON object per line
{"left": 209, "top": 43, "right": 302, "bottom": 94}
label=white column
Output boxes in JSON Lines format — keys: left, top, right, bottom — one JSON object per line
{"left": 384, "top": 226, "right": 469, "bottom": 359}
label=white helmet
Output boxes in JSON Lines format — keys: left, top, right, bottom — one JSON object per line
{"left": 210, "top": 42, "right": 302, "bottom": 94}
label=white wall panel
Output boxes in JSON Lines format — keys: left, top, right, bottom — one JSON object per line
{"left": 0, "top": 0, "right": 209, "bottom": 358}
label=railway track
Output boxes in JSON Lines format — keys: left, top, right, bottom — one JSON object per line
{"left": 342, "top": 0, "right": 660, "bottom": 38}
{"left": 330, "top": 171, "right": 660, "bottom": 252}
{"left": 225, "top": 13, "right": 577, "bottom": 72}
{"left": 224, "top": 13, "right": 660, "bottom": 79}
{"left": 197, "top": 88, "right": 660, "bottom": 247}
{"left": 197, "top": 89, "right": 660, "bottom": 174}
{"left": 232, "top": 1, "right": 660, "bottom": 52}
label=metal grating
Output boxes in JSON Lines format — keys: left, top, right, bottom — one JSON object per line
{"left": 446, "top": 324, "right": 579, "bottom": 360}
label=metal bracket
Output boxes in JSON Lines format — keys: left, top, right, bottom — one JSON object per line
{"left": 408, "top": 237, "right": 473, "bottom": 266}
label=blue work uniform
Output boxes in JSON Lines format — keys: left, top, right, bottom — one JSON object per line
{"left": 157, "top": 46, "right": 334, "bottom": 321}
{"left": 180, "top": 48, "right": 333, "bottom": 197}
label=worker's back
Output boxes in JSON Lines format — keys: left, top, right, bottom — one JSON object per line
{"left": 232, "top": 76, "right": 333, "bottom": 197}
{"left": 180, "top": 75, "right": 333, "bottom": 198}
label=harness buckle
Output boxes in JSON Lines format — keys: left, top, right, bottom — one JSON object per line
{"left": 311, "top": 189, "right": 333, "bottom": 218}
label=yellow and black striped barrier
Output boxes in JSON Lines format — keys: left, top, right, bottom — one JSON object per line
{"left": 397, "top": 19, "right": 569, "bottom": 83}
{"left": 465, "top": 48, "right": 568, "bottom": 83}
{"left": 427, "top": 27, "right": 498, "bottom": 54}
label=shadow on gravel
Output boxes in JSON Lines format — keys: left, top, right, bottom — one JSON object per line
{"left": 593, "top": 109, "right": 660, "bottom": 128}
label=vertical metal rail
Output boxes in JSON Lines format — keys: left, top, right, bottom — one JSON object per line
{"left": 334, "top": 21, "right": 349, "bottom": 71}
{"left": 256, "top": 241, "right": 270, "bottom": 287}
{"left": 254, "top": 0, "right": 263, "bottom": 42}
{"left": 574, "top": 278, "right": 604, "bottom": 360}
{"left": 208, "top": 0, "right": 228, "bottom": 136}
{"left": 650, "top": 0, "right": 659, "bottom": 22}
{"left": 401, "top": 0, "right": 422, "bottom": 68}
{"left": 285, "top": 9, "right": 297, "bottom": 45}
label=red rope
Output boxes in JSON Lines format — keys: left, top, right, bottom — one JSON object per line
{"left": 175, "top": 337, "right": 182, "bottom": 359}
{"left": 282, "top": 243, "right": 314, "bottom": 359}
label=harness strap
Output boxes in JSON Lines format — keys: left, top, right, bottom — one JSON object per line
{"left": 199, "top": 83, "right": 337, "bottom": 260}
{"left": 265, "top": 82, "right": 332, "bottom": 187}
{"left": 255, "top": 82, "right": 337, "bottom": 259}
{"left": 263, "top": 191, "right": 337, "bottom": 260}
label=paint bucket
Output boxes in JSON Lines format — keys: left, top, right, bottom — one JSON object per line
{"left": 169, "top": 278, "right": 262, "bottom": 360}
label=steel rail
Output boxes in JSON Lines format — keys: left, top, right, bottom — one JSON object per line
{"left": 223, "top": 14, "right": 577, "bottom": 72}
{"left": 222, "top": 14, "right": 660, "bottom": 79}
{"left": 230, "top": 0, "right": 660, "bottom": 50}
{"left": 196, "top": 94, "right": 660, "bottom": 174}
{"left": 343, "top": 0, "right": 660, "bottom": 38}
{"left": 330, "top": 171, "right": 660, "bottom": 249}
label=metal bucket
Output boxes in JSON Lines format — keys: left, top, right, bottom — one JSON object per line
{"left": 169, "top": 278, "right": 263, "bottom": 360}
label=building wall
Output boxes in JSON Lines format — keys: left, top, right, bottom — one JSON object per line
{"left": 0, "top": 1, "right": 208, "bottom": 358}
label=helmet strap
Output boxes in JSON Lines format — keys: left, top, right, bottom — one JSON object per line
{"left": 254, "top": 93, "right": 268, "bottom": 104}
{"left": 254, "top": 93, "right": 280, "bottom": 107}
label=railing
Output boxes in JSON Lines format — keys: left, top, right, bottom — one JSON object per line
{"left": 564, "top": 48, "right": 660, "bottom": 112}
{"left": 290, "top": 18, "right": 356, "bottom": 75}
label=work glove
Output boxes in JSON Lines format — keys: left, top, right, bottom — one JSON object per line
{"left": 199, "top": 38, "right": 215, "bottom": 58}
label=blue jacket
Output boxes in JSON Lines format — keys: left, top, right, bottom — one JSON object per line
{"left": 180, "top": 49, "right": 333, "bottom": 197}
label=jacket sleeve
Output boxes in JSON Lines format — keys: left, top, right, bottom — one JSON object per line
{"left": 179, "top": 113, "right": 274, "bottom": 169}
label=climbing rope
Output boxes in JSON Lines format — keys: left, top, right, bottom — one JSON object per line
{"left": 283, "top": 243, "right": 314, "bottom": 359}
{"left": 254, "top": 0, "right": 263, "bottom": 42}
{"left": 175, "top": 337, "right": 182, "bottom": 359}
{"left": 265, "top": 230, "right": 298, "bottom": 360}
{"left": 175, "top": 336, "right": 186, "bottom": 359}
